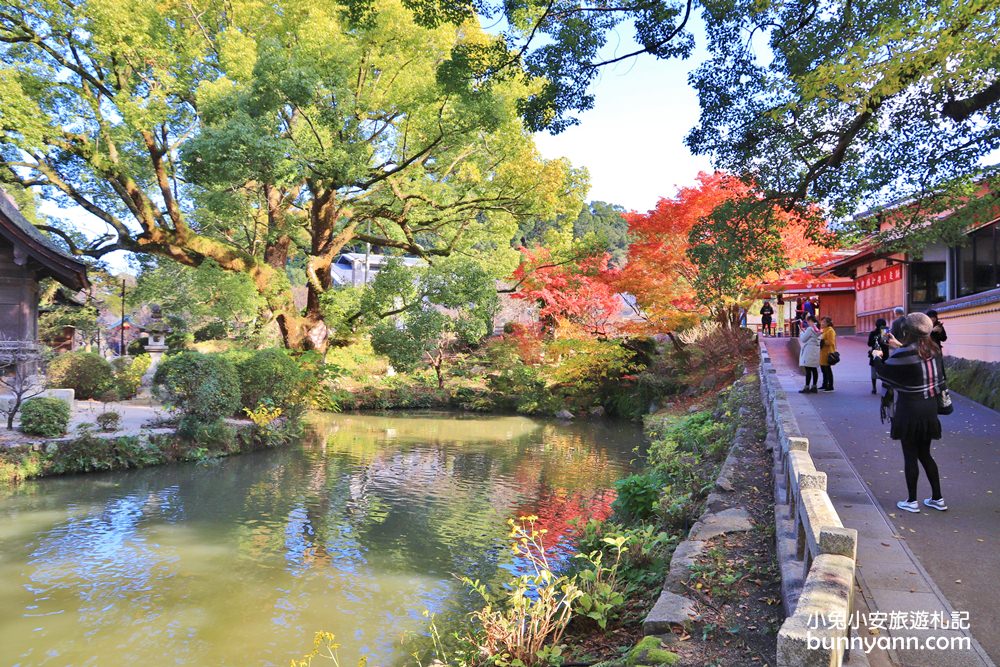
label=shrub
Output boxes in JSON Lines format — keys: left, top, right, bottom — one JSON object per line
{"left": 177, "top": 416, "right": 238, "bottom": 452}
{"left": 944, "top": 356, "right": 1000, "bottom": 412}
{"left": 235, "top": 348, "right": 305, "bottom": 412}
{"left": 153, "top": 351, "right": 240, "bottom": 422}
{"left": 96, "top": 411, "right": 122, "bottom": 432}
{"left": 46, "top": 351, "right": 114, "bottom": 399}
{"left": 20, "top": 398, "right": 71, "bottom": 437}
{"left": 110, "top": 354, "right": 151, "bottom": 399}
{"left": 463, "top": 517, "right": 582, "bottom": 666}
{"left": 612, "top": 471, "right": 666, "bottom": 523}
{"left": 48, "top": 434, "right": 161, "bottom": 474}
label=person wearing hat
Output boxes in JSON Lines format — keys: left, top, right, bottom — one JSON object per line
{"left": 870, "top": 312, "right": 948, "bottom": 513}
{"left": 867, "top": 318, "right": 890, "bottom": 394}
{"left": 927, "top": 309, "right": 948, "bottom": 353}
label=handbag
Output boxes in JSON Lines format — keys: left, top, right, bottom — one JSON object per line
{"left": 880, "top": 387, "right": 895, "bottom": 424}
{"left": 828, "top": 350, "right": 841, "bottom": 365}
{"left": 937, "top": 388, "right": 954, "bottom": 415}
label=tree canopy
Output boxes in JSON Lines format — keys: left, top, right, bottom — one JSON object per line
{"left": 0, "top": 0, "right": 582, "bottom": 350}
{"left": 688, "top": 0, "right": 1000, "bottom": 247}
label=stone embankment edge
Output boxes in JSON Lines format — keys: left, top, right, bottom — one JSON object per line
{"left": 759, "top": 341, "right": 860, "bottom": 667}
{"left": 642, "top": 369, "right": 756, "bottom": 636}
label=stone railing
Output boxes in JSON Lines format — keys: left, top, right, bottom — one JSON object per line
{"left": 759, "top": 342, "right": 859, "bottom": 667}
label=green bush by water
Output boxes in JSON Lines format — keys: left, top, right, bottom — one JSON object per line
{"left": 154, "top": 351, "right": 241, "bottom": 422}
{"left": 46, "top": 352, "right": 114, "bottom": 399}
{"left": 110, "top": 354, "right": 151, "bottom": 399}
{"left": 235, "top": 348, "right": 307, "bottom": 412}
{"left": 20, "top": 398, "right": 70, "bottom": 437}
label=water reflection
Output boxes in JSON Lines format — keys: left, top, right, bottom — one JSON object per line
{"left": 0, "top": 412, "right": 642, "bottom": 666}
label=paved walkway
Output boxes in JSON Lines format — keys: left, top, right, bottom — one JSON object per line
{"left": 764, "top": 335, "right": 998, "bottom": 667}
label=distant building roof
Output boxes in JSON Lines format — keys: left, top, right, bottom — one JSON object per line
{"left": 0, "top": 188, "right": 89, "bottom": 290}
{"left": 330, "top": 253, "right": 425, "bottom": 286}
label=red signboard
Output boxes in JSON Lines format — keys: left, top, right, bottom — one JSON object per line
{"left": 855, "top": 264, "right": 903, "bottom": 292}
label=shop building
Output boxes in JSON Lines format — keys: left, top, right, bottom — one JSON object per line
{"left": 828, "top": 212, "right": 1000, "bottom": 362}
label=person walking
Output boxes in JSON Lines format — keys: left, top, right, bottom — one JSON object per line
{"left": 819, "top": 316, "right": 838, "bottom": 391}
{"left": 798, "top": 314, "right": 821, "bottom": 393}
{"left": 867, "top": 318, "right": 890, "bottom": 394}
{"left": 760, "top": 300, "right": 774, "bottom": 336}
{"left": 793, "top": 298, "right": 805, "bottom": 336}
{"left": 927, "top": 309, "right": 948, "bottom": 352}
{"left": 889, "top": 306, "right": 906, "bottom": 341}
{"left": 870, "top": 313, "right": 948, "bottom": 513}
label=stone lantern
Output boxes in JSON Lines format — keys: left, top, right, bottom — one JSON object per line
{"left": 141, "top": 304, "right": 170, "bottom": 384}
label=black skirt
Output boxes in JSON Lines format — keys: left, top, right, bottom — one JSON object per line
{"left": 891, "top": 394, "right": 942, "bottom": 441}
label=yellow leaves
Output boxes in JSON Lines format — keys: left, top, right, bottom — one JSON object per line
{"left": 217, "top": 28, "right": 258, "bottom": 81}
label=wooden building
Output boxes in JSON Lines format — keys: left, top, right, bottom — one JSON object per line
{"left": 0, "top": 190, "right": 89, "bottom": 351}
{"left": 827, "top": 205, "right": 1000, "bottom": 362}
{"left": 753, "top": 276, "right": 857, "bottom": 334}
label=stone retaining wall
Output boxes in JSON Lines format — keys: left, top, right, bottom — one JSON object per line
{"left": 759, "top": 342, "right": 859, "bottom": 667}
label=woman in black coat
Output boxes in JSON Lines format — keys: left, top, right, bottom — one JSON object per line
{"left": 870, "top": 313, "right": 947, "bottom": 514}
{"left": 867, "top": 318, "right": 890, "bottom": 394}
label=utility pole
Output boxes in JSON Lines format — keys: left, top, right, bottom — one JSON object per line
{"left": 120, "top": 279, "right": 126, "bottom": 357}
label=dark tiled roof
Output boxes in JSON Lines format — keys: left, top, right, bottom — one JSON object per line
{"left": 0, "top": 189, "right": 89, "bottom": 289}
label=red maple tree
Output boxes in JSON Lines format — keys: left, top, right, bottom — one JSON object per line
{"left": 510, "top": 246, "right": 622, "bottom": 336}
{"left": 617, "top": 172, "right": 831, "bottom": 333}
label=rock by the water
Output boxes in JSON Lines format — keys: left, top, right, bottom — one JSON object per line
{"left": 555, "top": 410, "right": 574, "bottom": 420}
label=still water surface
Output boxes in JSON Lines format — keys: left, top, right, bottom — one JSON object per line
{"left": 0, "top": 412, "right": 642, "bottom": 666}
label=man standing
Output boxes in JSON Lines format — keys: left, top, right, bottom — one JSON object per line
{"left": 927, "top": 309, "right": 948, "bottom": 352}
{"left": 890, "top": 306, "right": 906, "bottom": 341}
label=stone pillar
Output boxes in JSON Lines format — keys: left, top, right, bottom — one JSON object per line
{"left": 142, "top": 331, "right": 168, "bottom": 385}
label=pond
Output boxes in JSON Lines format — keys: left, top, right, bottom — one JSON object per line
{"left": 0, "top": 412, "right": 644, "bottom": 666}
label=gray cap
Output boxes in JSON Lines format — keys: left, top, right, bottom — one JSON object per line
{"left": 903, "top": 312, "right": 933, "bottom": 337}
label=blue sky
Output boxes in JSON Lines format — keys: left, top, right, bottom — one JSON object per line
{"left": 533, "top": 20, "right": 712, "bottom": 213}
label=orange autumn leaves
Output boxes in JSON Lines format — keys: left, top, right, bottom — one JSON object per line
{"left": 513, "top": 172, "right": 831, "bottom": 335}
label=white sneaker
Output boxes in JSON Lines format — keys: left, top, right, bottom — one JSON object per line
{"left": 896, "top": 500, "right": 920, "bottom": 513}
{"left": 923, "top": 498, "right": 948, "bottom": 511}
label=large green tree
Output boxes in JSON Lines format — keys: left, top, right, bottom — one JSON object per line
{"left": 0, "top": 0, "right": 581, "bottom": 351}
{"left": 423, "top": 0, "right": 999, "bottom": 246}
{"left": 687, "top": 0, "right": 1000, "bottom": 247}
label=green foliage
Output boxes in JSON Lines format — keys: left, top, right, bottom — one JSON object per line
{"left": 688, "top": 0, "right": 1000, "bottom": 247}
{"left": 625, "top": 636, "right": 680, "bottom": 666}
{"left": 371, "top": 309, "right": 449, "bottom": 373}
{"left": 578, "top": 522, "right": 678, "bottom": 589}
{"left": 39, "top": 303, "right": 99, "bottom": 343}
{"left": 19, "top": 398, "right": 70, "bottom": 437}
{"left": 612, "top": 472, "right": 666, "bottom": 523}
{"left": 0, "top": 0, "right": 583, "bottom": 347}
{"left": 0, "top": 447, "right": 44, "bottom": 483}
{"left": 646, "top": 410, "right": 731, "bottom": 465}
{"left": 46, "top": 352, "right": 114, "bottom": 400}
{"left": 132, "top": 259, "right": 263, "bottom": 340}
{"left": 177, "top": 416, "right": 238, "bottom": 453}
{"left": 110, "top": 354, "right": 151, "bottom": 400}
{"left": 48, "top": 434, "right": 161, "bottom": 474}
{"left": 153, "top": 352, "right": 241, "bottom": 422}
{"left": 235, "top": 348, "right": 306, "bottom": 412}
{"left": 368, "top": 257, "right": 500, "bottom": 387}
{"left": 463, "top": 517, "right": 583, "bottom": 666}
{"left": 944, "top": 357, "right": 1000, "bottom": 412}
{"left": 96, "top": 411, "right": 121, "bottom": 432}
{"left": 572, "top": 535, "right": 628, "bottom": 630}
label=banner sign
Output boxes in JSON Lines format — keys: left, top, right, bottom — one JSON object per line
{"left": 855, "top": 264, "right": 902, "bottom": 291}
